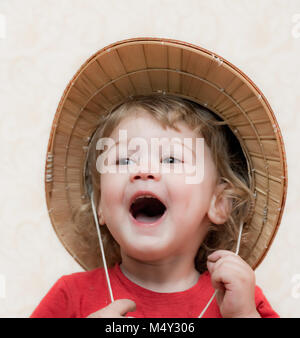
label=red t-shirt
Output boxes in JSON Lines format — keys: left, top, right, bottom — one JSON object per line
{"left": 30, "top": 263, "right": 279, "bottom": 318}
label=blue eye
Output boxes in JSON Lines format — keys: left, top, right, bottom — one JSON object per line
{"left": 162, "top": 156, "right": 182, "bottom": 164}
{"left": 116, "top": 158, "right": 134, "bottom": 165}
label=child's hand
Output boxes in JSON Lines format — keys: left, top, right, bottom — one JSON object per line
{"left": 207, "top": 250, "right": 260, "bottom": 318}
{"left": 87, "top": 299, "right": 136, "bottom": 318}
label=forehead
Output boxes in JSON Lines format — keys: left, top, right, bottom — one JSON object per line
{"left": 109, "top": 108, "right": 199, "bottom": 141}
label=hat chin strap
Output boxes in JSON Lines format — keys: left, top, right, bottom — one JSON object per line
{"left": 90, "top": 191, "right": 115, "bottom": 303}
{"left": 90, "top": 189, "right": 243, "bottom": 318}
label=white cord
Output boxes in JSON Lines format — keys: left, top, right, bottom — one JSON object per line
{"left": 198, "top": 221, "right": 243, "bottom": 318}
{"left": 90, "top": 191, "right": 115, "bottom": 303}
{"left": 235, "top": 220, "right": 244, "bottom": 256}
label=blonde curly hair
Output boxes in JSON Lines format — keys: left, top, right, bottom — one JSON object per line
{"left": 74, "top": 94, "right": 254, "bottom": 273}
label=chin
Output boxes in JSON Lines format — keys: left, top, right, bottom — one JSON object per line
{"left": 124, "top": 245, "right": 171, "bottom": 262}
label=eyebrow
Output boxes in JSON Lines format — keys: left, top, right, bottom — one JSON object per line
{"left": 106, "top": 137, "right": 197, "bottom": 158}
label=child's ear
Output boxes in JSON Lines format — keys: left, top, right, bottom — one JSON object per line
{"left": 207, "top": 182, "right": 232, "bottom": 225}
{"left": 97, "top": 203, "right": 105, "bottom": 226}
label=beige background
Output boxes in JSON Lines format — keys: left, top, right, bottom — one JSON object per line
{"left": 0, "top": 0, "right": 299, "bottom": 317}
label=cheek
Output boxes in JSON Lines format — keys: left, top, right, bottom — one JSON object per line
{"left": 166, "top": 175, "right": 213, "bottom": 221}
{"left": 99, "top": 173, "right": 125, "bottom": 215}
{"left": 166, "top": 173, "right": 209, "bottom": 203}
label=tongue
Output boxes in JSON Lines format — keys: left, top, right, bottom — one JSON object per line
{"left": 135, "top": 212, "right": 162, "bottom": 223}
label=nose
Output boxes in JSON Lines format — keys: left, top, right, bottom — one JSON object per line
{"left": 130, "top": 167, "right": 161, "bottom": 182}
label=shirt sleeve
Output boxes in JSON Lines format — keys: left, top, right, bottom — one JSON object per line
{"left": 30, "top": 277, "right": 74, "bottom": 318}
{"left": 255, "top": 285, "right": 279, "bottom": 318}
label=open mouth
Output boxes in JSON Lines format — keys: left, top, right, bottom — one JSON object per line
{"left": 129, "top": 196, "right": 167, "bottom": 224}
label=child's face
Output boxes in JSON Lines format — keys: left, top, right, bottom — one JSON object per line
{"left": 98, "top": 109, "right": 222, "bottom": 263}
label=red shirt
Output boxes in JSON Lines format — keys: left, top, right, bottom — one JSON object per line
{"left": 30, "top": 263, "right": 279, "bottom": 318}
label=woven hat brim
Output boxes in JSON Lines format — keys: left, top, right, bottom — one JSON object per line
{"left": 45, "top": 37, "right": 288, "bottom": 271}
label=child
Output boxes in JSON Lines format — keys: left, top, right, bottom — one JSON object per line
{"left": 31, "top": 94, "right": 279, "bottom": 318}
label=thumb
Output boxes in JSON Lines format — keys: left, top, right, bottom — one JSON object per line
{"left": 109, "top": 299, "right": 136, "bottom": 315}
{"left": 207, "top": 260, "right": 215, "bottom": 275}
{"left": 214, "top": 286, "right": 225, "bottom": 306}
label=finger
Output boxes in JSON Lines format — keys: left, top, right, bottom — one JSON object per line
{"left": 211, "top": 261, "right": 248, "bottom": 293}
{"left": 207, "top": 250, "right": 236, "bottom": 263}
{"left": 207, "top": 253, "right": 240, "bottom": 275}
{"left": 215, "top": 285, "right": 225, "bottom": 305}
{"left": 212, "top": 254, "right": 254, "bottom": 281}
{"left": 207, "top": 260, "right": 214, "bottom": 275}
{"left": 108, "top": 299, "right": 136, "bottom": 315}
{"left": 210, "top": 267, "right": 230, "bottom": 292}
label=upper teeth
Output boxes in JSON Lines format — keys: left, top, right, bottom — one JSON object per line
{"left": 134, "top": 195, "right": 155, "bottom": 201}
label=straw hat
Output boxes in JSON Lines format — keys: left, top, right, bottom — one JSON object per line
{"left": 45, "top": 37, "right": 287, "bottom": 272}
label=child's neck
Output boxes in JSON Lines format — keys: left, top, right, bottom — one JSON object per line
{"left": 119, "top": 255, "right": 201, "bottom": 293}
